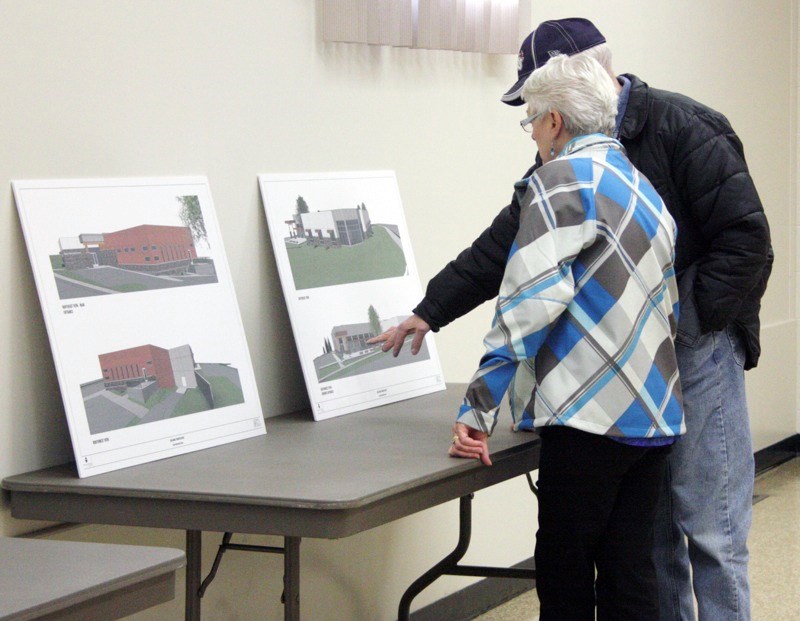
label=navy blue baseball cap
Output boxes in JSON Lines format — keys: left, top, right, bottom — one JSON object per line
{"left": 501, "top": 18, "right": 606, "bottom": 106}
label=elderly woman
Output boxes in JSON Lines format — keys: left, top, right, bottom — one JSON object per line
{"left": 449, "top": 54, "right": 684, "bottom": 620}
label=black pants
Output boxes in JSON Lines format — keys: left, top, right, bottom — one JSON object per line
{"left": 535, "top": 426, "right": 671, "bottom": 621}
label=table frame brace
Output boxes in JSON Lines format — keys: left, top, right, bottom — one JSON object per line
{"left": 198, "top": 532, "right": 301, "bottom": 617}
{"left": 397, "top": 492, "right": 536, "bottom": 621}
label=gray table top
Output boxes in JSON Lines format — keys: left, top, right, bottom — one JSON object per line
{"left": 2, "top": 385, "right": 540, "bottom": 537}
{"left": 0, "top": 537, "right": 185, "bottom": 621}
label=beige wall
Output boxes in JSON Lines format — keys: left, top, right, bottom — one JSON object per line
{"left": 1, "top": 1, "right": 796, "bottom": 619}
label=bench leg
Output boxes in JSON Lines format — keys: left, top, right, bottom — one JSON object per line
{"left": 284, "top": 537, "right": 301, "bottom": 621}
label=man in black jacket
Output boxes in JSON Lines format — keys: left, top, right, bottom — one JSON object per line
{"left": 373, "top": 17, "right": 772, "bottom": 621}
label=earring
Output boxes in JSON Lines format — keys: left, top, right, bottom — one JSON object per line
{"left": 550, "top": 143, "right": 556, "bottom": 157}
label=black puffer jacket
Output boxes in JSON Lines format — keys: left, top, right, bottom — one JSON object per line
{"left": 414, "top": 74, "right": 772, "bottom": 369}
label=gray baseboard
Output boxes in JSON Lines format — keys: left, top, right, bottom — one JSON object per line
{"left": 409, "top": 557, "right": 535, "bottom": 621}
{"left": 754, "top": 433, "right": 800, "bottom": 475}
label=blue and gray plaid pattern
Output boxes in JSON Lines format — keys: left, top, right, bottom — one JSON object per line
{"left": 458, "top": 134, "right": 684, "bottom": 439}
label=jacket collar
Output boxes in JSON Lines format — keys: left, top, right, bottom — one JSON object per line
{"left": 561, "top": 133, "right": 623, "bottom": 157}
{"left": 617, "top": 73, "right": 649, "bottom": 140}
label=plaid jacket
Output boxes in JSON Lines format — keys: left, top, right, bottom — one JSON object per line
{"left": 457, "top": 134, "right": 684, "bottom": 439}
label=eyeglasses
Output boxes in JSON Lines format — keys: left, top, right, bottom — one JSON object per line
{"left": 520, "top": 110, "right": 546, "bottom": 133}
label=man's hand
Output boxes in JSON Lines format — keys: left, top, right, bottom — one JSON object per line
{"left": 448, "top": 422, "right": 492, "bottom": 466}
{"left": 367, "top": 314, "right": 431, "bottom": 357}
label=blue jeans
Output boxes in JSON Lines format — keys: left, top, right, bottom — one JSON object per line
{"left": 654, "top": 326, "right": 753, "bottom": 620}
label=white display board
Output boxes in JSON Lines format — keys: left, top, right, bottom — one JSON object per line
{"left": 259, "top": 171, "right": 445, "bottom": 420}
{"left": 13, "top": 177, "right": 265, "bottom": 477}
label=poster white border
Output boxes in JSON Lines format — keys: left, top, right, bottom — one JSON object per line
{"left": 12, "top": 176, "right": 265, "bottom": 477}
{"left": 259, "top": 170, "right": 445, "bottom": 420}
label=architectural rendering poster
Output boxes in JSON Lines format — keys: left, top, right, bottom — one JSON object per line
{"left": 259, "top": 171, "right": 445, "bottom": 421}
{"left": 13, "top": 177, "right": 265, "bottom": 477}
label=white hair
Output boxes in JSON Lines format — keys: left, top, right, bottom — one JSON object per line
{"left": 521, "top": 53, "right": 618, "bottom": 137}
{"left": 578, "top": 43, "right": 614, "bottom": 75}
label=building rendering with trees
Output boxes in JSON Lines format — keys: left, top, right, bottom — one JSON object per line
{"left": 59, "top": 224, "right": 197, "bottom": 275}
{"left": 285, "top": 200, "right": 373, "bottom": 248}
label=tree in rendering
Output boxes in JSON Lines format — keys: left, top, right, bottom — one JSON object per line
{"left": 296, "top": 195, "right": 309, "bottom": 215}
{"left": 368, "top": 305, "right": 381, "bottom": 338}
{"left": 177, "top": 195, "right": 208, "bottom": 246}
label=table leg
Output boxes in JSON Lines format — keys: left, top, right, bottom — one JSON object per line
{"left": 185, "top": 530, "right": 202, "bottom": 621}
{"left": 398, "top": 495, "right": 473, "bottom": 620}
{"left": 283, "top": 537, "right": 301, "bottom": 621}
{"left": 397, "top": 493, "right": 536, "bottom": 620}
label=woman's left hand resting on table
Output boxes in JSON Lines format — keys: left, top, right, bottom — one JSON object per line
{"left": 449, "top": 422, "right": 492, "bottom": 466}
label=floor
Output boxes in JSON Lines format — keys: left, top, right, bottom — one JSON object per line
{"left": 474, "top": 457, "right": 800, "bottom": 620}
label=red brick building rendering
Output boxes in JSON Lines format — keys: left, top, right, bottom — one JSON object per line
{"left": 100, "top": 344, "right": 175, "bottom": 389}
{"left": 99, "top": 224, "right": 195, "bottom": 268}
